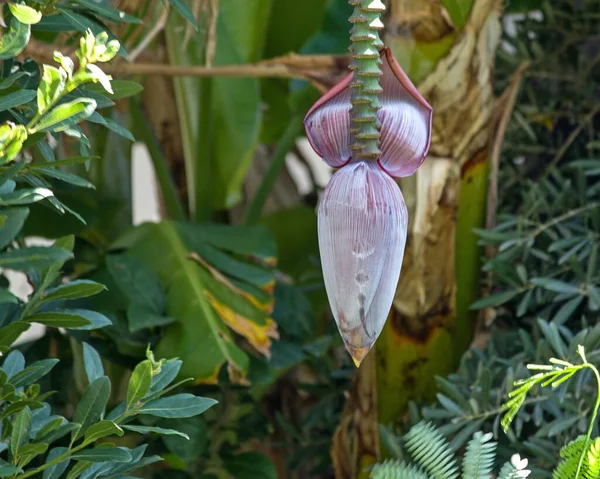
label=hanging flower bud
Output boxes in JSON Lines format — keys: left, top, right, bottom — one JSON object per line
{"left": 304, "top": 48, "right": 432, "bottom": 366}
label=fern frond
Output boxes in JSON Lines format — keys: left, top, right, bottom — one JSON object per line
{"left": 553, "top": 435, "right": 587, "bottom": 479}
{"left": 462, "top": 431, "right": 496, "bottom": 479}
{"left": 370, "top": 460, "right": 428, "bottom": 479}
{"left": 498, "top": 454, "right": 531, "bottom": 479}
{"left": 584, "top": 438, "right": 600, "bottom": 479}
{"left": 404, "top": 422, "right": 460, "bottom": 479}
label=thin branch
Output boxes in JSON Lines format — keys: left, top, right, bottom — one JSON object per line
{"left": 128, "top": 2, "right": 170, "bottom": 62}
{"left": 486, "top": 62, "right": 529, "bottom": 233}
{"left": 21, "top": 39, "right": 349, "bottom": 85}
{"left": 205, "top": 0, "right": 219, "bottom": 68}
{"left": 542, "top": 103, "right": 600, "bottom": 177}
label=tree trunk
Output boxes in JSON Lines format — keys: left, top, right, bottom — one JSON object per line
{"left": 333, "top": 0, "right": 502, "bottom": 475}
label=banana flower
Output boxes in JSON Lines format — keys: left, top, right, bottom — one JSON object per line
{"left": 304, "top": 48, "right": 432, "bottom": 366}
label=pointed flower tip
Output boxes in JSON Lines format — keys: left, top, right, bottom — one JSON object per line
{"left": 349, "top": 344, "right": 371, "bottom": 368}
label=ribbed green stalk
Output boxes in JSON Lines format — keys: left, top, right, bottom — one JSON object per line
{"left": 349, "top": 0, "right": 386, "bottom": 159}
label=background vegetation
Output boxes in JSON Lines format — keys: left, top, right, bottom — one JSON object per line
{"left": 0, "top": 0, "right": 598, "bottom": 478}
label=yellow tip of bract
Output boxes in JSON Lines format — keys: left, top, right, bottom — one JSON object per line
{"left": 348, "top": 345, "right": 370, "bottom": 368}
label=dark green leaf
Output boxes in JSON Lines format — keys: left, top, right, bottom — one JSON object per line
{"left": 531, "top": 278, "right": 580, "bottom": 294}
{"left": 0, "top": 90, "right": 36, "bottom": 112}
{"left": 72, "top": 376, "right": 110, "bottom": 439}
{"left": 0, "top": 289, "right": 17, "bottom": 304}
{"left": 225, "top": 452, "right": 276, "bottom": 479}
{"left": 35, "top": 416, "right": 65, "bottom": 441}
{"left": 41, "top": 422, "right": 80, "bottom": 444}
{"left": 11, "top": 407, "right": 31, "bottom": 456}
{"left": 71, "top": 447, "right": 132, "bottom": 463}
{"left": 126, "top": 360, "right": 153, "bottom": 408}
{"left": 2, "top": 349, "right": 25, "bottom": 379}
{"left": 33, "top": 166, "right": 95, "bottom": 188}
{"left": 83, "top": 420, "right": 123, "bottom": 443}
{"left": 87, "top": 80, "right": 142, "bottom": 99}
{"left": 0, "top": 246, "right": 72, "bottom": 271}
{"left": 73, "top": 0, "right": 142, "bottom": 24}
{"left": 82, "top": 342, "right": 104, "bottom": 383}
{"left": 169, "top": 0, "right": 199, "bottom": 30}
{"left": 11, "top": 359, "right": 59, "bottom": 388}
{"left": 127, "top": 303, "right": 174, "bottom": 333}
{"left": 138, "top": 394, "right": 217, "bottom": 418}
{"left": 0, "top": 465, "right": 23, "bottom": 477}
{"left": 0, "top": 188, "right": 54, "bottom": 206}
{"left": 25, "top": 309, "right": 111, "bottom": 330}
{"left": 0, "top": 322, "right": 30, "bottom": 350}
{"left": 148, "top": 359, "right": 182, "bottom": 395}
{"left": 43, "top": 447, "right": 70, "bottom": 479}
{"left": 122, "top": 424, "right": 189, "bottom": 439}
{"left": 42, "top": 280, "right": 106, "bottom": 303}
{"left": 0, "top": 207, "right": 29, "bottom": 249}
{"left": 0, "top": 19, "right": 30, "bottom": 60}
{"left": 88, "top": 113, "right": 134, "bottom": 141}
{"left": 470, "top": 290, "right": 521, "bottom": 310}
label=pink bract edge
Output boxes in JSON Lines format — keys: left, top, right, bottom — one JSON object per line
{"left": 303, "top": 47, "right": 433, "bottom": 164}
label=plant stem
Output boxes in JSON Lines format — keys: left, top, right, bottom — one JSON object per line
{"left": 242, "top": 116, "right": 302, "bottom": 225}
{"left": 575, "top": 361, "right": 600, "bottom": 479}
{"left": 348, "top": 0, "right": 385, "bottom": 159}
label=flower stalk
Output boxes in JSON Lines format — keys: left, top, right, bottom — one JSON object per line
{"left": 348, "top": 0, "right": 386, "bottom": 159}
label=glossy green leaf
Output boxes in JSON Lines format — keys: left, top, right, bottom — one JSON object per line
{"left": 0, "top": 246, "right": 72, "bottom": 270}
{"left": 73, "top": 0, "right": 142, "bottom": 24}
{"left": 11, "top": 359, "right": 59, "bottom": 388}
{"left": 72, "top": 376, "right": 110, "bottom": 439}
{"left": 0, "top": 322, "right": 30, "bottom": 350}
{"left": 88, "top": 112, "right": 134, "bottom": 141}
{"left": 137, "top": 394, "right": 217, "bottom": 418}
{"left": 2, "top": 350, "right": 24, "bottom": 379}
{"left": 82, "top": 342, "right": 104, "bottom": 383}
{"left": 11, "top": 407, "right": 31, "bottom": 456}
{"left": 0, "top": 207, "right": 29, "bottom": 249}
{"left": 168, "top": 0, "right": 198, "bottom": 30}
{"left": 148, "top": 359, "right": 181, "bottom": 395}
{"left": 112, "top": 221, "right": 278, "bottom": 381}
{"left": 0, "top": 464, "right": 23, "bottom": 477}
{"left": 35, "top": 417, "right": 65, "bottom": 441}
{"left": 65, "top": 460, "right": 92, "bottom": 479}
{"left": 87, "top": 80, "right": 142, "bottom": 99}
{"left": 42, "top": 280, "right": 106, "bottom": 303}
{"left": 530, "top": 278, "right": 580, "bottom": 295}
{"left": 123, "top": 424, "right": 189, "bottom": 439}
{"left": 71, "top": 447, "right": 132, "bottom": 463}
{"left": 43, "top": 447, "right": 70, "bottom": 479}
{"left": 8, "top": 3, "right": 42, "bottom": 24}
{"left": 0, "top": 90, "right": 36, "bottom": 112}
{"left": 35, "top": 98, "right": 97, "bottom": 133}
{"left": 0, "top": 188, "right": 53, "bottom": 206}
{"left": 106, "top": 254, "right": 165, "bottom": 313}
{"left": 83, "top": 420, "right": 123, "bottom": 443}
{"left": 0, "top": 19, "right": 30, "bottom": 60}
{"left": 37, "top": 65, "right": 67, "bottom": 114}
{"left": 126, "top": 360, "right": 153, "bottom": 408}
{"left": 127, "top": 303, "right": 175, "bottom": 333}
{"left": 470, "top": 290, "right": 521, "bottom": 310}
{"left": 0, "top": 289, "right": 17, "bottom": 304}
{"left": 25, "top": 309, "right": 111, "bottom": 329}
{"left": 33, "top": 166, "right": 94, "bottom": 188}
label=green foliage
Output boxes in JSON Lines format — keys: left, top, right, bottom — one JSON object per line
{"left": 370, "top": 422, "right": 530, "bottom": 479}
{"left": 0, "top": 346, "right": 216, "bottom": 479}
